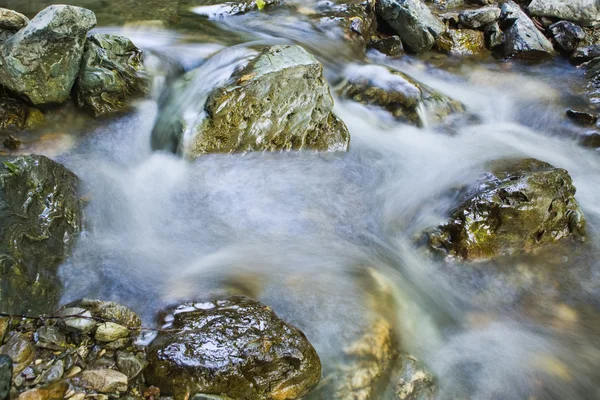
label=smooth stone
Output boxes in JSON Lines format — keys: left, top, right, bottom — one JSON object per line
{"left": 549, "top": 21, "right": 586, "bottom": 55}
{"left": 0, "top": 5, "right": 97, "bottom": 105}
{"left": 529, "top": 0, "right": 600, "bottom": 26}
{"left": 0, "top": 8, "right": 29, "bottom": 31}
{"left": 17, "top": 382, "right": 68, "bottom": 400}
{"left": 79, "top": 369, "right": 128, "bottom": 393}
{"left": 94, "top": 322, "right": 130, "bottom": 342}
{"left": 566, "top": 109, "right": 598, "bottom": 125}
{"left": 58, "top": 308, "right": 96, "bottom": 334}
{"left": 458, "top": 6, "right": 501, "bottom": 29}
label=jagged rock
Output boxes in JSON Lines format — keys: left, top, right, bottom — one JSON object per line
{"left": 151, "top": 45, "right": 350, "bottom": 157}
{"left": 549, "top": 21, "right": 586, "bottom": 55}
{"left": 190, "top": 0, "right": 281, "bottom": 17}
{"left": 497, "top": 1, "right": 555, "bottom": 60}
{"left": 485, "top": 22, "right": 503, "bottom": 48}
{"left": 146, "top": 296, "right": 322, "bottom": 400}
{"left": 57, "top": 308, "right": 95, "bottom": 334}
{"left": 528, "top": 0, "right": 600, "bottom": 26}
{"left": 0, "top": 8, "right": 29, "bottom": 31}
{"left": 75, "top": 34, "right": 148, "bottom": 116}
{"left": 435, "top": 29, "right": 488, "bottom": 56}
{"left": 94, "top": 323, "right": 130, "bottom": 342}
{"left": 458, "top": 6, "right": 501, "bottom": 29}
{"left": 368, "top": 35, "right": 404, "bottom": 56}
{"left": 79, "top": 369, "right": 128, "bottom": 393}
{"left": 0, "top": 94, "right": 44, "bottom": 132}
{"left": 116, "top": 351, "right": 146, "bottom": 380}
{"left": 0, "top": 355, "right": 11, "bottom": 400}
{"left": 338, "top": 64, "right": 464, "bottom": 126}
{"left": 0, "top": 5, "right": 96, "bottom": 105}
{"left": 570, "top": 44, "right": 600, "bottom": 65}
{"left": 0, "top": 155, "right": 83, "bottom": 315}
{"left": 428, "top": 158, "right": 586, "bottom": 260}
{"left": 375, "top": 0, "right": 445, "bottom": 53}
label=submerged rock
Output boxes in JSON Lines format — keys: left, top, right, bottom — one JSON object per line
{"left": 0, "top": 155, "right": 83, "bottom": 314}
{"left": 368, "top": 35, "right": 404, "bottom": 56}
{"left": 528, "top": 0, "right": 600, "bottom": 26}
{"left": 0, "top": 5, "right": 96, "bottom": 105}
{"left": 428, "top": 158, "right": 586, "bottom": 261}
{"left": 375, "top": 0, "right": 445, "bottom": 53}
{"left": 338, "top": 64, "right": 464, "bottom": 126}
{"left": 570, "top": 44, "right": 600, "bottom": 65}
{"left": 549, "top": 21, "right": 586, "bottom": 55}
{"left": 435, "top": 29, "right": 488, "bottom": 57}
{"left": 392, "top": 355, "right": 436, "bottom": 400}
{"left": 146, "top": 296, "right": 322, "bottom": 400}
{"left": 497, "top": 1, "right": 555, "bottom": 60}
{"left": 151, "top": 45, "right": 350, "bottom": 157}
{"left": 0, "top": 93, "right": 44, "bottom": 132}
{"left": 75, "top": 34, "right": 148, "bottom": 116}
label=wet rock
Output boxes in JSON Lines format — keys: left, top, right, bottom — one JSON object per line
{"left": 75, "top": 34, "right": 148, "bottom": 116}
{"left": 0, "top": 355, "right": 11, "bottom": 400}
{"left": 39, "top": 360, "right": 63, "bottom": 384}
{"left": 549, "top": 21, "right": 586, "bottom": 55}
{"left": 35, "top": 327, "right": 66, "bottom": 351}
{"left": 116, "top": 351, "right": 146, "bottom": 379}
{"left": 375, "top": 0, "right": 445, "bottom": 53}
{"left": 151, "top": 44, "right": 350, "bottom": 157}
{"left": 435, "top": 29, "right": 488, "bottom": 57}
{"left": 94, "top": 323, "right": 130, "bottom": 342}
{"left": 17, "top": 381, "right": 68, "bottom": 400}
{"left": 146, "top": 295, "right": 322, "bottom": 400}
{"left": 368, "top": 35, "right": 404, "bottom": 56}
{"left": 338, "top": 64, "right": 464, "bottom": 127}
{"left": 392, "top": 355, "right": 436, "bottom": 400}
{"left": 570, "top": 44, "right": 600, "bottom": 65}
{"left": 3, "top": 135, "right": 21, "bottom": 150}
{"left": 498, "top": 1, "right": 555, "bottom": 60}
{"left": 0, "top": 333, "right": 34, "bottom": 375}
{"left": 428, "top": 158, "right": 586, "bottom": 260}
{"left": 191, "top": 0, "right": 281, "bottom": 17}
{"left": 0, "top": 94, "right": 44, "bottom": 133}
{"left": 566, "top": 109, "right": 598, "bottom": 125}
{"left": 79, "top": 369, "right": 128, "bottom": 393}
{"left": 0, "top": 5, "right": 96, "bottom": 105}
{"left": 57, "top": 308, "right": 96, "bottom": 334}
{"left": 580, "top": 133, "right": 600, "bottom": 148}
{"left": 528, "top": 0, "right": 600, "bottom": 26}
{"left": 485, "top": 22, "right": 503, "bottom": 49}
{"left": 458, "top": 6, "right": 501, "bottom": 29}
{"left": 0, "top": 8, "right": 29, "bottom": 31}
{"left": 66, "top": 299, "right": 141, "bottom": 329}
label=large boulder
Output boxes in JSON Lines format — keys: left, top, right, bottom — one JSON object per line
{"left": 528, "top": 0, "right": 600, "bottom": 26}
{"left": 338, "top": 64, "right": 464, "bottom": 126}
{"left": 151, "top": 45, "right": 350, "bottom": 157}
{"left": 146, "top": 296, "right": 322, "bottom": 400}
{"left": 427, "top": 159, "right": 586, "bottom": 261}
{"left": 375, "top": 0, "right": 445, "bottom": 53}
{"left": 497, "top": 1, "right": 555, "bottom": 60}
{"left": 0, "top": 5, "right": 96, "bottom": 106}
{"left": 75, "top": 34, "right": 148, "bottom": 116}
{"left": 0, "top": 155, "right": 83, "bottom": 314}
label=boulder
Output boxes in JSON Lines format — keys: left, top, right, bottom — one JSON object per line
{"left": 0, "top": 5, "right": 96, "bottom": 105}
{"left": 435, "top": 29, "right": 488, "bottom": 57}
{"left": 338, "top": 64, "right": 464, "bottom": 126}
{"left": 458, "top": 6, "right": 501, "bottom": 29}
{"left": 528, "top": 0, "right": 600, "bottom": 26}
{"left": 375, "top": 0, "right": 445, "bottom": 53}
{"left": 428, "top": 158, "right": 586, "bottom": 261}
{"left": 0, "top": 93, "right": 44, "bottom": 132}
{"left": 151, "top": 45, "right": 350, "bottom": 157}
{"left": 146, "top": 296, "right": 322, "bottom": 400}
{"left": 75, "top": 34, "right": 148, "bottom": 116}
{"left": 0, "top": 155, "right": 83, "bottom": 314}
{"left": 549, "top": 21, "right": 586, "bottom": 55}
{"left": 497, "top": 1, "right": 555, "bottom": 60}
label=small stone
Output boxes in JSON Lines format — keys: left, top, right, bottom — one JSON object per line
{"left": 58, "top": 308, "right": 96, "bottom": 334}
{"left": 18, "top": 381, "right": 68, "bottom": 400}
{"left": 116, "top": 351, "right": 147, "bottom": 379}
{"left": 0, "top": 355, "right": 12, "bottom": 400}
{"left": 65, "top": 366, "right": 82, "bottom": 378}
{"left": 566, "top": 109, "right": 598, "bottom": 125}
{"left": 102, "top": 338, "right": 129, "bottom": 350}
{"left": 39, "top": 360, "right": 64, "bottom": 384}
{"left": 550, "top": 21, "right": 586, "bottom": 55}
{"left": 368, "top": 36, "right": 404, "bottom": 57}
{"left": 459, "top": 6, "right": 501, "bottom": 29}
{"left": 570, "top": 44, "right": 600, "bottom": 65}
{"left": 95, "top": 323, "right": 130, "bottom": 342}
{"left": 0, "top": 8, "right": 29, "bottom": 31}
{"left": 35, "top": 326, "right": 66, "bottom": 351}
{"left": 0, "top": 332, "right": 34, "bottom": 374}
{"left": 79, "top": 369, "right": 128, "bottom": 393}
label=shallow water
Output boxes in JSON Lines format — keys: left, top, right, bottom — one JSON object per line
{"left": 5, "top": 1, "right": 600, "bottom": 399}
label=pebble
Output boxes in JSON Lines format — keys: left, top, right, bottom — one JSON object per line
{"left": 94, "top": 323, "right": 129, "bottom": 343}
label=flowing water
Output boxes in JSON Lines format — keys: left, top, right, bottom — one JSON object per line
{"left": 3, "top": 1, "right": 600, "bottom": 399}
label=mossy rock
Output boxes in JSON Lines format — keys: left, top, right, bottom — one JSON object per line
{"left": 146, "top": 296, "right": 322, "bottom": 400}
{"left": 0, "top": 93, "right": 44, "bottom": 132}
{"left": 0, "top": 155, "right": 83, "bottom": 314}
{"left": 435, "top": 29, "right": 488, "bottom": 57}
{"left": 428, "top": 158, "right": 586, "bottom": 261}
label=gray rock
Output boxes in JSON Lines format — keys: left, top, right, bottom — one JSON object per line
{"left": 498, "top": 1, "right": 555, "bottom": 60}
{"left": 79, "top": 369, "right": 128, "bottom": 393}
{"left": 39, "top": 359, "right": 64, "bottom": 384}
{"left": 485, "top": 22, "right": 503, "bottom": 49}
{"left": 151, "top": 45, "right": 350, "bottom": 158}
{"left": 338, "top": 63, "right": 465, "bottom": 127}
{"left": 0, "top": 355, "right": 11, "bottom": 400}
{"left": 58, "top": 308, "right": 96, "bottom": 334}
{"left": 0, "top": 8, "right": 29, "bottom": 31}
{"left": 570, "top": 44, "right": 600, "bottom": 65}
{"left": 116, "top": 351, "right": 147, "bottom": 379}
{"left": 75, "top": 34, "right": 148, "bottom": 116}
{"left": 0, "top": 5, "right": 96, "bottom": 105}
{"left": 0, "top": 156, "right": 83, "bottom": 315}
{"left": 146, "top": 295, "right": 322, "bottom": 400}
{"left": 529, "top": 0, "right": 600, "bottom": 25}
{"left": 94, "top": 322, "right": 130, "bottom": 342}
{"left": 549, "top": 21, "right": 586, "bottom": 55}
{"left": 375, "top": 0, "right": 445, "bottom": 53}
{"left": 66, "top": 299, "right": 141, "bottom": 329}
{"left": 458, "top": 6, "right": 501, "bottom": 29}
{"left": 35, "top": 326, "right": 67, "bottom": 351}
